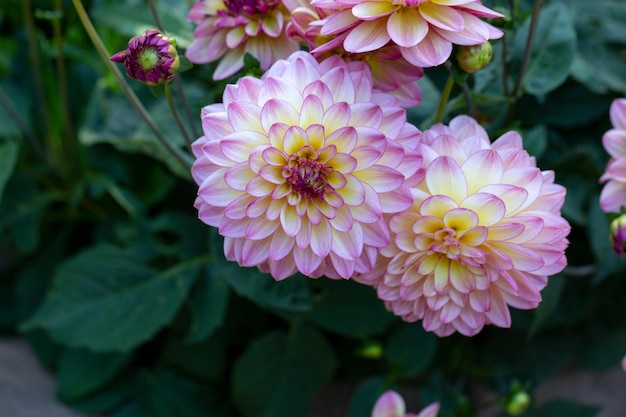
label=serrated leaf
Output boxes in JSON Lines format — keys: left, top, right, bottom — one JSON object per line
{"left": 232, "top": 324, "right": 336, "bottom": 417}
{"left": 21, "top": 244, "right": 205, "bottom": 352}
{"left": 386, "top": 324, "right": 438, "bottom": 377}
{"left": 514, "top": 3, "right": 576, "bottom": 95}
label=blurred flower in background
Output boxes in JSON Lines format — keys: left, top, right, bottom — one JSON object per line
{"left": 185, "top": 0, "right": 304, "bottom": 79}
{"left": 372, "top": 390, "right": 440, "bottom": 417}
{"left": 599, "top": 98, "right": 626, "bottom": 214}
{"left": 356, "top": 116, "right": 570, "bottom": 336}
{"left": 110, "top": 29, "right": 179, "bottom": 85}
{"left": 309, "top": 0, "right": 504, "bottom": 68}
{"left": 191, "top": 51, "right": 422, "bottom": 280}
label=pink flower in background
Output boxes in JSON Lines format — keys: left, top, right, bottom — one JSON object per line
{"left": 185, "top": 0, "right": 304, "bottom": 79}
{"left": 286, "top": 3, "right": 423, "bottom": 107}
{"left": 372, "top": 390, "right": 440, "bottom": 417}
{"left": 355, "top": 116, "right": 570, "bottom": 337}
{"left": 310, "top": 0, "right": 504, "bottom": 68}
{"left": 600, "top": 98, "right": 626, "bottom": 213}
{"left": 192, "top": 51, "right": 422, "bottom": 280}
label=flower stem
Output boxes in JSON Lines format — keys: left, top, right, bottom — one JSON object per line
{"left": 147, "top": 0, "right": 201, "bottom": 141}
{"left": 435, "top": 75, "right": 455, "bottom": 124}
{"left": 71, "top": 0, "right": 191, "bottom": 172}
{"left": 164, "top": 83, "right": 194, "bottom": 148}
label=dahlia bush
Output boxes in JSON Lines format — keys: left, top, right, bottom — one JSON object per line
{"left": 6, "top": 1, "right": 626, "bottom": 417}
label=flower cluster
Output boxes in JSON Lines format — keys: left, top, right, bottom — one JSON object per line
{"left": 600, "top": 98, "right": 626, "bottom": 214}
{"left": 182, "top": 0, "right": 573, "bottom": 337}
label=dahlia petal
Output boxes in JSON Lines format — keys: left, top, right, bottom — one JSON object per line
{"left": 354, "top": 165, "right": 405, "bottom": 192}
{"left": 246, "top": 196, "right": 271, "bottom": 218}
{"left": 261, "top": 99, "right": 300, "bottom": 133}
{"left": 331, "top": 223, "right": 364, "bottom": 260}
{"left": 605, "top": 157, "right": 626, "bottom": 182}
{"left": 610, "top": 98, "right": 626, "bottom": 129}
{"left": 319, "top": 9, "right": 360, "bottom": 36}
{"left": 310, "top": 217, "right": 333, "bottom": 257}
{"left": 329, "top": 252, "right": 357, "bottom": 278}
{"left": 224, "top": 194, "right": 255, "bottom": 220}
{"left": 433, "top": 257, "right": 451, "bottom": 294}
{"left": 320, "top": 67, "right": 356, "bottom": 103}
{"left": 348, "top": 103, "right": 383, "bottom": 129}
{"left": 468, "top": 290, "right": 490, "bottom": 313}
{"left": 225, "top": 26, "right": 246, "bottom": 48}
{"left": 490, "top": 242, "right": 544, "bottom": 272}
{"left": 280, "top": 204, "right": 301, "bottom": 236}
{"left": 296, "top": 220, "right": 312, "bottom": 248}
{"left": 460, "top": 193, "right": 506, "bottom": 226}
{"left": 449, "top": 261, "right": 476, "bottom": 293}
{"left": 352, "top": 2, "right": 397, "bottom": 20}
{"left": 213, "top": 47, "right": 245, "bottom": 80}
{"left": 387, "top": 7, "right": 429, "bottom": 47}
{"left": 293, "top": 246, "right": 323, "bottom": 276}
{"left": 485, "top": 289, "right": 511, "bottom": 328}
{"left": 245, "top": 176, "right": 275, "bottom": 197}
{"left": 224, "top": 162, "right": 255, "bottom": 190}
{"left": 400, "top": 31, "right": 452, "bottom": 67}
{"left": 418, "top": 2, "right": 464, "bottom": 32}
{"left": 258, "top": 76, "right": 303, "bottom": 109}
{"left": 267, "top": 255, "right": 297, "bottom": 280}
{"left": 420, "top": 195, "right": 458, "bottom": 218}
{"left": 443, "top": 208, "right": 479, "bottom": 230}
{"left": 241, "top": 238, "right": 271, "bottom": 266}
{"left": 343, "top": 19, "right": 391, "bottom": 53}
{"left": 227, "top": 102, "right": 263, "bottom": 133}
{"left": 330, "top": 153, "right": 358, "bottom": 173}
{"left": 336, "top": 174, "right": 366, "bottom": 206}
{"left": 299, "top": 95, "right": 325, "bottom": 129}
{"left": 316, "top": 199, "right": 339, "bottom": 218}
{"left": 262, "top": 147, "right": 287, "bottom": 166}
{"left": 378, "top": 186, "right": 414, "bottom": 213}
{"left": 329, "top": 205, "right": 354, "bottom": 232}
{"left": 462, "top": 149, "right": 504, "bottom": 193}
{"left": 600, "top": 180, "right": 626, "bottom": 213}
{"left": 323, "top": 102, "right": 351, "bottom": 134}
{"left": 372, "top": 391, "right": 406, "bottom": 417}
{"left": 246, "top": 217, "right": 279, "bottom": 240}
{"left": 258, "top": 165, "right": 284, "bottom": 184}
{"left": 362, "top": 220, "right": 391, "bottom": 247}
{"left": 416, "top": 403, "right": 441, "bottom": 417}
{"left": 426, "top": 156, "right": 468, "bottom": 203}
{"left": 486, "top": 222, "right": 525, "bottom": 242}
{"left": 200, "top": 174, "right": 243, "bottom": 207}
{"left": 478, "top": 184, "right": 528, "bottom": 215}
{"left": 326, "top": 126, "right": 358, "bottom": 154}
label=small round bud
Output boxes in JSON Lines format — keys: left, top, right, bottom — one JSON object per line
{"left": 505, "top": 390, "right": 531, "bottom": 416}
{"left": 359, "top": 341, "right": 383, "bottom": 359}
{"left": 610, "top": 214, "right": 626, "bottom": 256}
{"left": 456, "top": 42, "right": 493, "bottom": 74}
{"left": 111, "top": 29, "right": 179, "bottom": 86}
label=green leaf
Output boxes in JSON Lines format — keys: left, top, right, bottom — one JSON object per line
{"left": 58, "top": 347, "right": 130, "bottom": 400}
{"left": 232, "top": 324, "right": 336, "bottom": 417}
{"left": 0, "top": 139, "right": 18, "bottom": 203}
{"left": 522, "top": 124, "right": 547, "bottom": 159}
{"left": 587, "top": 198, "right": 626, "bottom": 284}
{"left": 386, "top": 324, "right": 438, "bottom": 377}
{"left": 185, "top": 266, "right": 230, "bottom": 343}
{"left": 514, "top": 3, "right": 577, "bottom": 95}
{"left": 347, "top": 377, "right": 388, "bottom": 417}
{"left": 21, "top": 244, "right": 204, "bottom": 352}
{"left": 302, "top": 279, "right": 396, "bottom": 338}
{"left": 209, "top": 230, "right": 311, "bottom": 312}
{"left": 160, "top": 332, "right": 226, "bottom": 384}
{"left": 527, "top": 275, "right": 565, "bottom": 338}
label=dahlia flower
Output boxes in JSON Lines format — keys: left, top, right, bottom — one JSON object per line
{"left": 111, "top": 29, "right": 179, "bottom": 86}
{"left": 310, "top": 0, "right": 504, "bottom": 68}
{"left": 185, "top": 0, "right": 304, "bottom": 80}
{"left": 372, "top": 390, "right": 440, "bottom": 417}
{"left": 355, "top": 116, "right": 570, "bottom": 337}
{"left": 600, "top": 98, "right": 626, "bottom": 213}
{"left": 286, "top": 3, "right": 423, "bottom": 107}
{"left": 192, "top": 51, "right": 422, "bottom": 280}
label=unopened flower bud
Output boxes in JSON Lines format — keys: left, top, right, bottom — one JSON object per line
{"left": 456, "top": 42, "right": 493, "bottom": 74}
{"left": 111, "top": 29, "right": 179, "bottom": 86}
{"left": 505, "top": 390, "right": 531, "bottom": 416}
{"left": 359, "top": 341, "right": 383, "bottom": 359}
{"left": 609, "top": 214, "right": 626, "bottom": 256}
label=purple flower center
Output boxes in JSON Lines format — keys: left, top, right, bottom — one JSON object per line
{"left": 283, "top": 148, "right": 333, "bottom": 200}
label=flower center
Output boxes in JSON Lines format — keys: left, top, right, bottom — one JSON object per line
{"left": 431, "top": 228, "right": 461, "bottom": 256}
{"left": 137, "top": 48, "right": 159, "bottom": 70}
{"left": 282, "top": 146, "right": 333, "bottom": 200}
{"left": 392, "top": 0, "right": 430, "bottom": 6}
{"left": 223, "top": 0, "right": 277, "bottom": 15}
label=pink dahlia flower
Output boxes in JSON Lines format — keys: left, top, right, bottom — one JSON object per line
{"left": 286, "top": 4, "right": 423, "bottom": 107}
{"left": 355, "top": 116, "right": 570, "bottom": 337}
{"left": 185, "top": 0, "right": 304, "bottom": 79}
{"left": 192, "top": 51, "right": 422, "bottom": 280}
{"left": 310, "top": 0, "right": 504, "bottom": 68}
{"left": 600, "top": 98, "right": 626, "bottom": 213}
{"left": 372, "top": 390, "right": 440, "bottom": 417}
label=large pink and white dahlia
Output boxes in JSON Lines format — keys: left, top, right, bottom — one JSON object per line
{"left": 185, "top": 0, "right": 304, "bottom": 79}
{"left": 192, "top": 51, "right": 422, "bottom": 280}
{"left": 354, "top": 116, "right": 570, "bottom": 336}
{"left": 600, "top": 98, "right": 626, "bottom": 213}
{"left": 310, "top": 0, "right": 504, "bottom": 68}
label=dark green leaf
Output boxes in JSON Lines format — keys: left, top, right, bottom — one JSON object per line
{"left": 514, "top": 3, "right": 576, "bottom": 95}
{"left": 513, "top": 399, "right": 599, "bottom": 417}
{"left": 302, "top": 279, "right": 396, "bottom": 338}
{"left": 160, "top": 332, "right": 226, "bottom": 384}
{"left": 522, "top": 124, "right": 547, "bottom": 159}
{"left": 386, "top": 324, "right": 438, "bottom": 377}
{"left": 527, "top": 275, "right": 565, "bottom": 338}
{"left": 21, "top": 244, "right": 204, "bottom": 352}
{"left": 0, "top": 139, "right": 18, "bottom": 203}
{"left": 58, "top": 347, "right": 130, "bottom": 400}
{"left": 185, "top": 266, "right": 229, "bottom": 343}
{"left": 347, "top": 377, "right": 388, "bottom": 417}
{"left": 587, "top": 198, "right": 626, "bottom": 284}
{"left": 232, "top": 324, "right": 336, "bottom": 417}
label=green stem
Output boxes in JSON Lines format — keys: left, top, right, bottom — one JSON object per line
{"left": 165, "top": 83, "right": 194, "bottom": 148}
{"left": 434, "top": 75, "right": 455, "bottom": 124}
{"left": 53, "top": 0, "right": 77, "bottom": 174}
{"left": 71, "top": 0, "right": 191, "bottom": 171}
{"left": 147, "top": 0, "right": 201, "bottom": 141}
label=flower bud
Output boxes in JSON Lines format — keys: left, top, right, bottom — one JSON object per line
{"left": 359, "top": 341, "right": 383, "bottom": 359}
{"left": 111, "top": 29, "right": 179, "bottom": 86}
{"left": 456, "top": 42, "right": 493, "bottom": 74}
{"left": 505, "top": 390, "right": 531, "bottom": 416}
{"left": 609, "top": 214, "right": 626, "bottom": 256}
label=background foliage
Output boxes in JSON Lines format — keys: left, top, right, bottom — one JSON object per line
{"left": 1, "top": 0, "right": 625, "bottom": 416}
